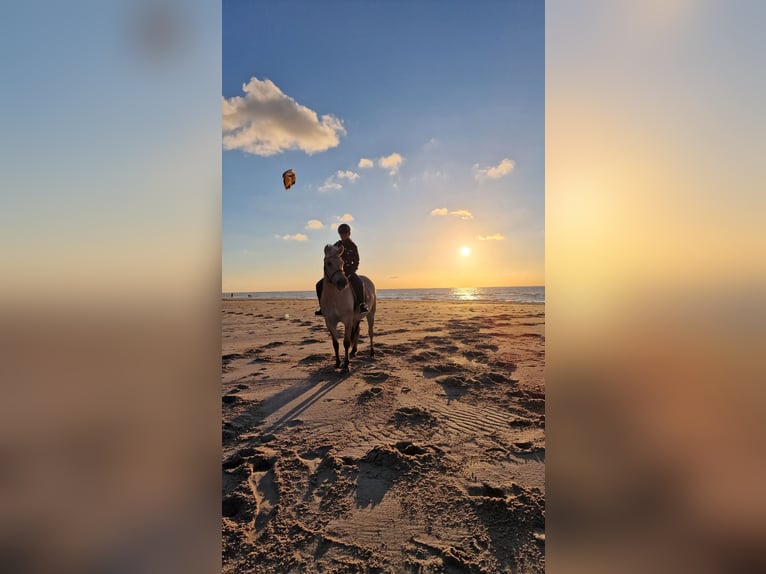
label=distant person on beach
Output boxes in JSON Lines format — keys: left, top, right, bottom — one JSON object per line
{"left": 315, "top": 223, "right": 369, "bottom": 316}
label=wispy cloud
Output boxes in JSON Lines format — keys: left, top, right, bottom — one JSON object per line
{"left": 430, "top": 208, "right": 474, "bottom": 220}
{"left": 319, "top": 169, "right": 359, "bottom": 192}
{"left": 305, "top": 220, "right": 324, "bottom": 230}
{"left": 274, "top": 233, "right": 308, "bottom": 241}
{"left": 474, "top": 158, "right": 515, "bottom": 180}
{"left": 412, "top": 169, "right": 446, "bottom": 183}
{"left": 330, "top": 214, "right": 354, "bottom": 230}
{"left": 378, "top": 152, "right": 404, "bottom": 175}
{"left": 476, "top": 233, "right": 505, "bottom": 241}
{"left": 222, "top": 76, "right": 346, "bottom": 156}
{"left": 336, "top": 170, "right": 359, "bottom": 182}
{"left": 358, "top": 158, "right": 374, "bottom": 168}
{"left": 319, "top": 178, "right": 342, "bottom": 192}
{"left": 450, "top": 210, "right": 474, "bottom": 220}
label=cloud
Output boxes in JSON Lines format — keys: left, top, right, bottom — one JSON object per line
{"left": 319, "top": 169, "right": 359, "bottom": 192}
{"left": 330, "top": 214, "right": 354, "bottom": 230}
{"left": 474, "top": 158, "right": 515, "bottom": 180}
{"left": 336, "top": 170, "right": 359, "bottom": 182}
{"left": 274, "top": 233, "right": 308, "bottom": 241}
{"left": 413, "top": 170, "right": 446, "bottom": 183}
{"left": 358, "top": 158, "right": 374, "bottom": 168}
{"left": 305, "top": 220, "right": 324, "bottom": 230}
{"left": 476, "top": 233, "right": 505, "bottom": 241}
{"left": 423, "top": 137, "right": 441, "bottom": 150}
{"left": 430, "top": 208, "right": 473, "bottom": 219}
{"left": 378, "top": 152, "right": 404, "bottom": 175}
{"left": 319, "top": 178, "right": 343, "bottom": 192}
{"left": 222, "top": 77, "right": 346, "bottom": 156}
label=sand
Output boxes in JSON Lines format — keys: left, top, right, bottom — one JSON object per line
{"left": 222, "top": 298, "right": 545, "bottom": 573}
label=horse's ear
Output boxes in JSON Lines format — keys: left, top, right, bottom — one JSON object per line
{"left": 324, "top": 244, "right": 333, "bottom": 256}
{"left": 337, "top": 244, "right": 345, "bottom": 256}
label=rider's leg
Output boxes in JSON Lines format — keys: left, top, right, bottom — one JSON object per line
{"left": 315, "top": 279, "right": 324, "bottom": 316}
{"left": 349, "top": 273, "right": 369, "bottom": 313}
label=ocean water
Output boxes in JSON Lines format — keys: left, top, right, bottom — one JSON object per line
{"left": 223, "top": 286, "right": 544, "bottom": 304}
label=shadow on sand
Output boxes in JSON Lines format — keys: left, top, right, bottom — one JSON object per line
{"left": 255, "top": 367, "right": 351, "bottom": 436}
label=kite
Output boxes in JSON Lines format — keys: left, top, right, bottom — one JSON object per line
{"left": 282, "top": 169, "right": 296, "bottom": 190}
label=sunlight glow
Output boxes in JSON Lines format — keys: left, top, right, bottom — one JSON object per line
{"left": 460, "top": 246, "right": 471, "bottom": 257}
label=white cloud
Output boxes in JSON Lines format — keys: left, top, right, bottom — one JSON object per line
{"left": 430, "top": 207, "right": 474, "bottom": 219}
{"left": 358, "top": 158, "right": 374, "bottom": 168}
{"left": 476, "top": 233, "right": 505, "bottom": 241}
{"left": 474, "top": 158, "right": 515, "bottom": 180}
{"left": 336, "top": 170, "right": 359, "bottom": 182}
{"left": 378, "top": 152, "right": 404, "bottom": 175}
{"left": 330, "top": 214, "right": 354, "bottom": 230}
{"left": 319, "top": 177, "right": 343, "bottom": 192}
{"left": 423, "top": 137, "right": 441, "bottom": 150}
{"left": 305, "top": 220, "right": 324, "bottom": 230}
{"left": 319, "top": 169, "right": 359, "bottom": 192}
{"left": 222, "top": 77, "right": 346, "bottom": 156}
{"left": 274, "top": 233, "right": 308, "bottom": 241}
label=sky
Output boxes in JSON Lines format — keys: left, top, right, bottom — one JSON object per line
{"left": 222, "top": 1, "right": 544, "bottom": 292}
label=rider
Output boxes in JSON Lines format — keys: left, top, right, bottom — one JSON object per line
{"left": 315, "top": 223, "right": 369, "bottom": 316}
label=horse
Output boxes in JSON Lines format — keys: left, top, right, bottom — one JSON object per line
{"left": 319, "top": 243, "right": 376, "bottom": 371}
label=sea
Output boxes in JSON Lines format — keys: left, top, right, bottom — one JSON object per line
{"left": 223, "top": 286, "right": 544, "bottom": 304}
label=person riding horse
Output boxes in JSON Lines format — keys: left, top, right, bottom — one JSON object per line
{"left": 315, "top": 223, "right": 369, "bottom": 316}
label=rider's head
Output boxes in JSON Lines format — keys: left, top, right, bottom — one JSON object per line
{"left": 337, "top": 223, "right": 351, "bottom": 237}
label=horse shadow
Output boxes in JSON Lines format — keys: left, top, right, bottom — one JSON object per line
{"left": 257, "top": 367, "right": 351, "bottom": 436}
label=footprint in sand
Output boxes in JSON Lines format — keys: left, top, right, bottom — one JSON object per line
{"left": 250, "top": 467, "right": 279, "bottom": 531}
{"left": 222, "top": 493, "right": 249, "bottom": 519}
{"left": 391, "top": 406, "right": 438, "bottom": 427}
{"left": 222, "top": 394, "right": 240, "bottom": 406}
{"left": 357, "top": 387, "right": 384, "bottom": 402}
{"left": 299, "top": 353, "right": 327, "bottom": 365}
{"left": 362, "top": 370, "right": 389, "bottom": 383}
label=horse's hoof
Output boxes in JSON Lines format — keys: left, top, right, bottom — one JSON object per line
{"left": 350, "top": 349, "right": 357, "bottom": 358}
{"left": 335, "top": 361, "right": 341, "bottom": 369}
{"left": 341, "top": 364, "right": 349, "bottom": 373}
{"left": 370, "top": 349, "right": 375, "bottom": 357}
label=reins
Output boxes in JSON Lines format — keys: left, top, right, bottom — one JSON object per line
{"left": 324, "top": 257, "right": 346, "bottom": 286}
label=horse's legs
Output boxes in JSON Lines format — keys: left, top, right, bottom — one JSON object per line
{"left": 326, "top": 323, "right": 340, "bottom": 368}
{"left": 332, "top": 336, "right": 341, "bottom": 369}
{"left": 367, "top": 310, "right": 375, "bottom": 357}
{"left": 350, "top": 322, "right": 360, "bottom": 357}
{"left": 341, "top": 322, "right": 353, "bottom": 371}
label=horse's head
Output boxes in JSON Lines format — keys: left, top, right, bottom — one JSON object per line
{"left": 323, "top": 244, "right": 348, "bottom": 290}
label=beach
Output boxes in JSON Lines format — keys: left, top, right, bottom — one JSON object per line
{"left": 222, "top": 298, "right": 545, "bottom": 573}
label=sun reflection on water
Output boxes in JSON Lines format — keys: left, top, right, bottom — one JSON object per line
{"left": 452, "top": 287, "right": 479, "bottom": 301}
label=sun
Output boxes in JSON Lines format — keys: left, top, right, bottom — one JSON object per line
{"left": 460, "top": 246, "right": 471, "bottom": 257}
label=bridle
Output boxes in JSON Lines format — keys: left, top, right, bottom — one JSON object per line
{"left": 324, "top": 256, "right": 346, "bottom": 285}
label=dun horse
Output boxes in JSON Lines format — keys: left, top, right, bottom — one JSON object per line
{"left": 319, "top": 244, "right": 376, "bottom": 371}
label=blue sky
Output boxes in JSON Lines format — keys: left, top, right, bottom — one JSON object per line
{"left": 223, "top": 1, "right": 544, "bottom": 292}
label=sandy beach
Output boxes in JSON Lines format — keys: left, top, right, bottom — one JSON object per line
{"left": 222, "top": 298, "right": 545, "bottom": 573}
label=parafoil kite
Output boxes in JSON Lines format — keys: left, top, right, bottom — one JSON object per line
{"left": 282, "top": 169, "right": 296, "bottom": 190}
